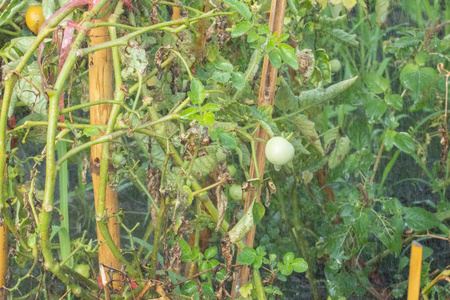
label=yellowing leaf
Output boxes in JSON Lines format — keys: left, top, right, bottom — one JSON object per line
{"left": 342, "top": 0, "right": 357, "bottom": 9}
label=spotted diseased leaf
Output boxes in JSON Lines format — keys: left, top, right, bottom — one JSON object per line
{"left": 192, "top": 152, "right": 217, "bottom": 178}
{"left": 275, "top": 77, "right": 298, "bottom": 112}
{"left": 229, "top": 201, "right": 256, "bottom": 244}
{"left": 292, "top": 115, "right": 324, "bottom": 154}
{"left": 298, "top": 76, "right": 358, "bottom": 108}
{"left": 328, "top": 136, "right": 350, "bottom": 169}
{"left": 375, "top": 0, "right": 389, "bottom": 28}
{"left": 329, "top": 29, "right": 359, "bottom": 47}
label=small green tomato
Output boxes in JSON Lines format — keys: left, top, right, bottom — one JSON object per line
{"left": 265, "top": 137, "right": 295, "bottom": 168}
{"left": 229, "top": 184, "right": 246, "bottom": 201}
{"left": 227, "top": 164, "right": 237, "bottom": 177}
{"left": 216, "top": 148, "right": 227, "bottom": 163}
{"left": 74, "top": 264, "right": 90, "bottom": 278}
{"left": 329, "top": 59, "right": 341, "bottom": 73}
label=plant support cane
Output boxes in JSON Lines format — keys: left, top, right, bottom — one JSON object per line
{"left": 88, "top": 4, "right": 122, "bottom": 291}
{"left": 232, "top": 0, "right": 287, "bottom": 297}
{"left": 407, "top": 241, "right": 423, "bottom": 300}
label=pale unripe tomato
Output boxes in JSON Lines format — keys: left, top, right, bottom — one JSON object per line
{"left": 216, "top": 149, "right": 227, "bottom": 163}
{"left": 227, "top": 164, "right": 237, "bottom": 177}
{"left": 329, "top": 59, "right": 341, "bottom": 73}
{"left": 74, "top": 264, "right": 90, "bottom": 278}
{"left": 265, "top": 137, "right": 295, "bottom": 167}
{"left": 229, "top": 184, "right": 246, "bottom": 201}
{"left": 26, "top": 6, "right": 45, "bottom": 35}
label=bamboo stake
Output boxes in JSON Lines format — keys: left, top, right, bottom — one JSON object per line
{"left": 0, "top": 222, "right": 6, "bottom": 300}
{"left": 407, "top": 241, "right": 423, "bottom": 300}
{"left": 88, "top": 6, "right": 122, "bottom": 291}
{"left": 232, "top": 0, "right": 287, "bottom": 295}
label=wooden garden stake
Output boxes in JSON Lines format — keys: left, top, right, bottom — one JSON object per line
{"left": 0, "top": 222, "right": 6, "bottom": 300}
{"left": 407, "top": 241, "right": 423, "bottom": 300}
{"left": 233, "top": 0, "right": 287, "bottom": 295}
{"left": 88, "top": 7, "right": 122, "bottom": 290}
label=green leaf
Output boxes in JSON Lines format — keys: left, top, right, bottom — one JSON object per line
{"left": 315, "top": 49, "right": 331, "bottom": 82}
{"left": 275, "top": 77, "right": 298, "bottom": 112}
{"left": 231, "top": 21, "right": 253, "bottom": 38}
{"left": 365, "top": 98, "right": 387, "bottom": 122}
{"left": 0, "top": 0, "right": 26, "bottom": 27}
{"left": 279, "top": 43, "right": 298, "bottom": 70}
{"left": 384, "top": 129, "right": 397, "bottom": 151}
{"left": 292, "top": 258, "right": 308, "bottom": 273}
{"left": 353, "top": 212, "right": 369, "bottom": 245}
{"left": 237, "top": 247, "right": 257, "bottom": 265}
{"left": 202, "top": 103, "right": 220, "bottom": 112}
{"left": 252, "top": 202, "right": 265, "bottom": 225}
{"left": 400, "top": 65, "right": 438, "bottom": 94}
{"left": 83, "top": 127, "right": 100, "bottom": 137}
{"left": 364, "top": 72, "right": 390, "bottom": 94}
{"left": 329, "top": 29, "right": 359, "bottom": 47}
{"left": 224, "top": 0, "right": 252, "bottom": 20}
{"left": 231, "top": 72, "right": 245, "bottom": 90}
{"left": 219, "top": 132, "right": 238, "bottom": 149}
{"left": 188, "top": 78, "right": 206, "bottom": 105}
{"left": 393, "top": 132, "right": 415, "bottom": 154}
{"left": 200, "top": 111, "right": 215, "bottom": 125}
{"left": 283, "top": 252, "right": 295, "bottom": 264}
{"left": 348, "top": 119, "right": 370, "bottom": 150}
{"left": 215, "top": 60, "right": 234, "bottom": 72}
{"left": 268, "top": 51, "right": 282, "bottom": 69}
{"left": 403, "top": 207, "right": 441, "bottom": 231}
{"left": 292, "top": 115, "right": 324, "bottom": 154}
{"left": 278, "top": 263, "right": 294, "bottom": 276}
{"left": 240, "top": 283, "right": 253, "bottom": 297}
{"left": 180, "top": 107, "right": 199, "bottom": 119}
{"left": 375, "top": 0, "right": 389, "bottom": 27}
{"left": 212, "top": 71, "right": 231, "bottom": 83}
{"left": 298, "top": 76, "right": 358, "bottom": 108}
{"left": 182, "top": 281, "right": 198, "bottom": 296}
{"left": 386, "top": 94, "right": 403, "bottom": 111}
{"left": 204, "top": 247, "right": 218, "bottom": 259}
{"left": 202, "top": 282, "right": 215, "bottom": 296}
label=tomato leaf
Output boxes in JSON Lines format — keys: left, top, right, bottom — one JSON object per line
{"left": 279, "top": 43, "right": 298, "bottom": 70}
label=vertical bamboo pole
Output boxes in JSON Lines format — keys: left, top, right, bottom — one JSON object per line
{"left": 233, "top": 0, "right": 287, "bottom": 295}
{"left": 88, "top": 7, "right": 122, "bottom": 290}
{"left": 0, "top": 221, "right": 6, "bottom": 299}
{"left": 407, "top": 241, "right": 423, "bottom": 300}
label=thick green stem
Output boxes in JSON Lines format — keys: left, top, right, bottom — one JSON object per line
{"left": 38, "top": 0, "right": 110, "bottom": 294}
{"left": 252, "top": 268, "right": 267, "bottom": 300}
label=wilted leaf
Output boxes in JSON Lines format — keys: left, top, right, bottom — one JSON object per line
{"left": 298, "top": 76, "right": 358, "bottom": 108}
{"left": 292, "top": 115, "right": 324, "bottom": 154}
{"left": 329, "top": 29, "right": 359, "bottom": 47}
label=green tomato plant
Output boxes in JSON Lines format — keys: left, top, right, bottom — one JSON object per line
{"left": 0, "top": 0, "right": 448, "bottom": 299}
